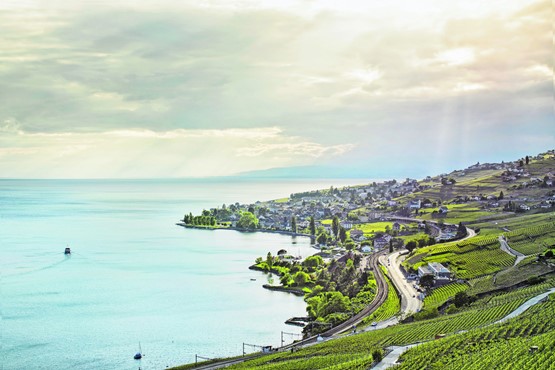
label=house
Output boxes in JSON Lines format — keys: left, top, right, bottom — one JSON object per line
{"left": 417, "top": 265, "right": 433, "bottom": 278}
{"left": 340, "top": 221, "right": 353, "bottom": 230}
{"left": 429, "top": 262, "right": 451, "bottom": 279}
{"left": 374, "top": 234, "right": 392, "bottom": 249}
{"left": 392, "top": 222, "right": 401, "bottom": 231}
{"left": 438, "top": 206, "right": 449, "bottom": 214}
{"left": 350, "top": 229, "right": 364, "bottom": 241}
{"left": 408, "top": 199, "right": 421, "bottom": 210}
{"left": 418, "top": 262, "right": 451, "bottom": 279}
{"left": 361, "top": 245, "right": 372, "bottom": 253}
{"left": 520, "top": 204, "right": 531, "bottom": 211}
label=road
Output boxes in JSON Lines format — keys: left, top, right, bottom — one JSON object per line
{"left": 380, "top": 251, "right": 422, "bottom": 318}
{"left": 498, "top": 235, "right": 526, "bottom": 266}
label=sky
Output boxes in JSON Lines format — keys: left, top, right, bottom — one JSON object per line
{"left": 0, "top": 0, "right": 552, "bottom": 179}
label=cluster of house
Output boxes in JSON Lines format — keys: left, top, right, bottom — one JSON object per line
{"left": 223, "top": 178, "right": 423, "bottom": 231}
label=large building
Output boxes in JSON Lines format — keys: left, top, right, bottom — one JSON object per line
{"left": 418, "top": 262, "right": 451, "bottom": 279}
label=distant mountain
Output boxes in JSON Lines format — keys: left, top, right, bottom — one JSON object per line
{"left": 236, "top": 165, "right": 421, "bottom": 180}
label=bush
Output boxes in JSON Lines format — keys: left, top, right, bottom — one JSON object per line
{"left": 527, "top": 276, "right": 546, "bottom": 285}
{"left": 372, "top": 349, "right": 384, "bottom": 363}
{"left": 414, "top": 307, "right": 439, "bottom": 321}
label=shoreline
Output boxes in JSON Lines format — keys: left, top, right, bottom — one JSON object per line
{"left": 176, "top": 222, "right": 316, "bottom": 239}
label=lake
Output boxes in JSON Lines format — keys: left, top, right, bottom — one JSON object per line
{"left": 1, "top": 178, "right": 367, "bottom": 369}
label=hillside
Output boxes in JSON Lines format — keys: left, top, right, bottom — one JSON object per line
{"left": 173, "top": 150, "right": 555, "bottom": 370}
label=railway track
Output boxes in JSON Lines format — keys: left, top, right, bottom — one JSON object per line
{"left": 318, "top": 250, "right": 389, "bottom": 337}
{"left": 190, "top": 250, "right": 390, "bottom": 369}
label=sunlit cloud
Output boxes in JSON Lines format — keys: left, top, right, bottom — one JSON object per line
{"left": 0, "top": 0, "right": 552, "bottom": 178}
{"left": 0, "top": 127, "right": 354, "bottom": 178}
{"left": 435, "top": 48, "right": 476, "bottom": 66}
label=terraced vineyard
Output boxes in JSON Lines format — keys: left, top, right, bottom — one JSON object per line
{"left": 405, "top": 235, "right": 515, "bottom": 279}
{"left": 395, "top": 294, "right": 555, "bottom": 369}
{"left": 504, "top": 222, "right": 555, "bottom": 255}
{"left": 224, "top": 292, "right": 529, "bottom": 370}
{"left": 360, "top": 270, "right": 401, "bottom": 326}
{"left": 423, "top": 282, "right": 468, "bottom": 309}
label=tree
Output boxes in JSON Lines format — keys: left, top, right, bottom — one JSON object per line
{"left": 280, "top": 273, "right": 291, "bottom": 286}
{"left": 303, "top": 255, "right": 324, "bottom": 269}
{"left": 291, "top": 216, "right": 297, "bottom": 233}
{"left": 332, "top": 216, "right": 340, "bottom": 239}
{"left": 316, "top": 232, "right": 328, "bottom": 245}
{"left": 293, "top": 271, "right": 310, "bottom": 286}
{"left": 237, "top": 211, "right": 258, "bottom": 229}
{"left": 339, "top": 227, "right": 347, "bottom": 243}
{"left": 453, "top": 291, "right": 472, "bottom": 308}
{"left": 457, "top": 222, "right": 467, "bottom": 238}
{"left": 519, "top": 159, "right": 524, "bottom": 167}
{"left": 309, "top": 216, "right": 316, "bottom": 236}
{"left": 419, "top": 274, "right": 435, "bottom": 291}
{"left": 372, "top": 349, "right": 383, "bottom": 363}
{"left": 499, "top": 191, "right": 504, "bottom": 200}
{"left": 525, "top": 155, "right": 530, "bottom": 165}
{"left": 405, "top": 240, "right": 418, "bottom": 253}
{"left": 266, "top": 252, "right": 274, "bottom": 270}
{"left": 389, "top": 239, "right": 394, "bottom": 253}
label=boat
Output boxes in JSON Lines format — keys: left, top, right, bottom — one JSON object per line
{"left": 64, "top": 247, "right": 71, "bottom": 255}
{"left": 133, "top": 342, "right": 142, "bottom": 360}
{"left": 250, "top": 278, "right": 256, "bottom": 281}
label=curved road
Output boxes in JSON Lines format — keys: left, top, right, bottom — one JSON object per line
{"left": 498, "top": 236, "right": 526, "bottom": 266}
{"left": 379, "top": 251, "right": 422, "bottom": 318}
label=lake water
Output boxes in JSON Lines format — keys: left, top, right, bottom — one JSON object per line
{"left": 0, "top": 178, "right": 367, "bottom": 370}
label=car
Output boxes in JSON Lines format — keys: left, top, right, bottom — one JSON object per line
{"left": 371, "top": 322, "right": 377, "bottom": 327}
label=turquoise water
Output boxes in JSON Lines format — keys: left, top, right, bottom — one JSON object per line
{"left": 1, "top": 178, "right": 366, "bottom": 370}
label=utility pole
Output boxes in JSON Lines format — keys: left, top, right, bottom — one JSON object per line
{"left": 195, "top": 354, "right": 213, "bottom": 364}
{"left": 280, "top": 331, "right": 302, "bottom": 347}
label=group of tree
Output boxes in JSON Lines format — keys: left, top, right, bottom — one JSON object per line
{"left": 456, "top": 222, "right": 467, "bottom": 238}
{"left": 183, "top": 213, "right": 217, "bottom": 226}
{"left": 405, "top": 235, "right": 436, "bottom": 252}
{"left": 236, "top": 211, "right": 259, "bottom": 229}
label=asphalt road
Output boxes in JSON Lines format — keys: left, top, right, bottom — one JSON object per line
{"left": 380, "top": 251, "right": 422, "bottom": 317}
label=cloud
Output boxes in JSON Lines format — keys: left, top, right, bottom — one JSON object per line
{"left": 0, "top": 127, "right": 354, "bottom": 178}
{"left": 0, "top": 0, "right": 552, "bottom": 178}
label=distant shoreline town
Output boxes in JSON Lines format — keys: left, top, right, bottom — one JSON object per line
{"left": 179, "top": 150, "right": 555, "bottom": 257}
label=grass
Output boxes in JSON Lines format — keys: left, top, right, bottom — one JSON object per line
{"left": 350, "top": 221, "right": 394, "bottom": 236}
{"left": 274, "top": 197, "right": 290, "bottom": 203}
{"left": 417, "top": 203, "right": 492, "bottom": 224}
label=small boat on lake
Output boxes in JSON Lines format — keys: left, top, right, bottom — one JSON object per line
{"left": 134, "top": 342, "right": 143, "bottom": 360}
{"left": 64, "top": 247, "right": 71, "bottom": 255}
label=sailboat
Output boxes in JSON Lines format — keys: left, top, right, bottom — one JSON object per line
{"left": 133, "top": 342, "right": 142, "bottom": 360}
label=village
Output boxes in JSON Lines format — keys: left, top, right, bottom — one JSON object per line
{"left": 187, "top": 151, "right": 555, "bottom": 261}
